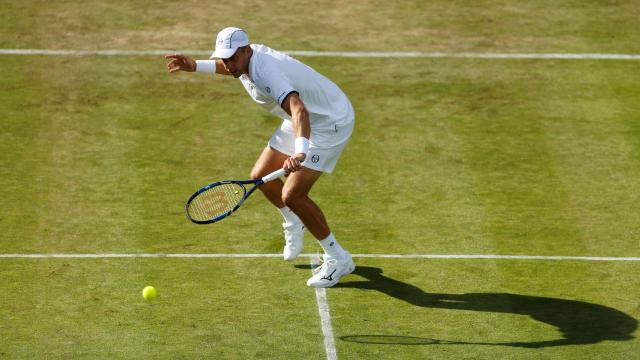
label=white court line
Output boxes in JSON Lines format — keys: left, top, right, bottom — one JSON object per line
{"left": 0, "top": 253, "right": 639, "bottom": 261}
{"left": 310, "top": 253, "right": 338, "bottom": 360}
{"left": 1, "top": 48, "right": 640, "bottom": 60}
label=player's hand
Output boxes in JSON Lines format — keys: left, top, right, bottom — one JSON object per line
{"left": 283, "top": 153, "right": 307, "bottom": 175}
{"left": 165, "top": 54, "right": 197, "bottom": 73}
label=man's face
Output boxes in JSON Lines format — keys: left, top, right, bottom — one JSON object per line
{"left": 222, "top": 47, "right": 250, "bottom": 78}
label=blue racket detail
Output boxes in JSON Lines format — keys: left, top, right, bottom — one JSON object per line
{"left": 186, "top": 168, "right": 286, "bottom": 224}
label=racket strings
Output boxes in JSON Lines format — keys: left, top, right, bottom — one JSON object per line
{"left": 188, "top": 183, "right": 245, "bottom": 222}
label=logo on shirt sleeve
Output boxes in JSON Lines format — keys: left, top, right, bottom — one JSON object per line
{"left": 276, "top": 91, "right": 289, "bottom": 104}
{"left": 265, "top": 87, "right": 271, "bottom": 93}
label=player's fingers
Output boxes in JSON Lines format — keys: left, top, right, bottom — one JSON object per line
{"left": 284, "top": 158, "right": 295, "bottom": 172}
{"left": 285, "top": 158, "right": 302, "bottom": 173}
{"left": 167, "top": 59, "right": 182, "bottom": 69}
{"left": 283, "top": 163, "right": 292, "bottom": 175}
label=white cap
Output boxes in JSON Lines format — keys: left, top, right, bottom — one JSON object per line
{"left": 209, "top": 27, "right": 250, "bottom": 59}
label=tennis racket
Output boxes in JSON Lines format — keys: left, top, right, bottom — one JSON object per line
{"left": 186, "top": 168, "right": 287, "bottom": 224}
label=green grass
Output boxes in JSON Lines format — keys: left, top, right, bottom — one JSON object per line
{"left": 1, "top": 258, "right": 638, "bottom": 359}
{"left": 1, "top": 258, "right": 325, "bottom": 359}
{"left": 1, "top": 0, "right": 639, "bottom": 359}
{"left": 1, "top": 0, "right": 639, "bottom": 53}
{"left": 331, "top": 259, "right": 640, "bottom": 359}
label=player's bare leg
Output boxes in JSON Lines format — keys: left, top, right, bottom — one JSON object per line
{"left": 280, "top": 168, "right": 329, "bottom": 239}
{"left": 251, "top": 146, "right": 355, "bottom": 286}
{"left": 282, "top": 168, "right": 355, "bottom": 287}
{"left": 251, "top": 146, "right": 338, "bottom": 241}
{"left": 251, "top": 146, "right": 305, "bottom": 261}
{"left": 250, "top": 146, "right": 287, "bottom": 207}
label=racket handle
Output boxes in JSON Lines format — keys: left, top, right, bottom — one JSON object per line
{"left": 261, "top": 168, "right": 287, "bottom": 183}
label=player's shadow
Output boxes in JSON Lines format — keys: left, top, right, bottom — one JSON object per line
{"left": 296, "top": 265, "right": 637, "bottom": 348}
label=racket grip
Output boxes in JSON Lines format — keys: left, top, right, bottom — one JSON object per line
{"left": 261, "top": 168, "right": 287, "bottom": 183}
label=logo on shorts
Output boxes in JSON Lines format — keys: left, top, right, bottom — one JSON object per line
{"left": 311, "top": 154, "right": 320, "bottom": 163}
{"left": 217, "top": 39, "right": 224, "bottom": 45}
{"left": 265, "top": 87, "right": 271, "bottom": 93}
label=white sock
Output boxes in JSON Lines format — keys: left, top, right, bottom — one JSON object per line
{"left": 278, "top": 206, "right": 301, "bottom": 226}
{"left": 319, "top": 233, "right": 347, "bottom": 259}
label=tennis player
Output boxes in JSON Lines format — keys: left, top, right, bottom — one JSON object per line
{"left": 166, "top": 27, "right": 355, "bottom": 288}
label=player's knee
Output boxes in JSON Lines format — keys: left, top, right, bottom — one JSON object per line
{"left": 281, "top": 188, "right": 304, "bottom": 208}
{"left": 249, "top": 169, "right": 263, "bottom": 181}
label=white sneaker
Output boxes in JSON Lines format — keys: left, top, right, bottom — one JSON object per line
{"left": 283, "top": 222, "right": 305, "bottom": 261}
{"left": 307, "top": 252, "right": 355, "bottom": 288}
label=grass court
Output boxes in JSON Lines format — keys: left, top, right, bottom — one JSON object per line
{"left": 1, "top": 1, "right": 639, "bottom": 358}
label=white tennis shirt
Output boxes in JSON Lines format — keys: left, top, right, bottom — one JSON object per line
{"left": 239, "top": 44, "right": 353, "bottom": 130}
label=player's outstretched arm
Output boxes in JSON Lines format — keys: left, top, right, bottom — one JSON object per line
{"left": 165, "top": 54, "right": 197, "bottom": 73}
{"left": 165, "top": 54, "right": 232, "bottom": 75}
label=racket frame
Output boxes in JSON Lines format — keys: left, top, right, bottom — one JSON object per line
{"left": 186, "top": 168, "right": 286, "bottom": 224}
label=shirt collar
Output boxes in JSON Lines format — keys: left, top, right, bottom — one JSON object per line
{"left": 247, "top": 44, "right": 257, "bottom": 81}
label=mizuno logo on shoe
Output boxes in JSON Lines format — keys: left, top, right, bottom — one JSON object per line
{"left": 321, "top": 269, "right": 336, "bottom": 281}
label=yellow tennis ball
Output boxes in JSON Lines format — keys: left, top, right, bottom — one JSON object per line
{"left": 142, "top": 286, "right": 157, "bottom": 300}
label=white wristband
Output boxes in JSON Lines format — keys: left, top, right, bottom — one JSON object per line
{"left": 294, "top": 137, "right": 310, "bottom": 155}
{"left": 195, "top": 60, "right": 216, "bottom": 74}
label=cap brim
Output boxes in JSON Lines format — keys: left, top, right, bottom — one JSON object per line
{"left": 209, "top": 47, "right": 238, "bottom": 59}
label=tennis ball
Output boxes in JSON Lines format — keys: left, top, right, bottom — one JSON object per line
{"left": 142, "top": 286, "right": 157, "bottom": 301}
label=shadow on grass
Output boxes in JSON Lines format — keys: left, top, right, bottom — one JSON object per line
{"left": 296, "top": 265, "right": 637, "bottom": 348}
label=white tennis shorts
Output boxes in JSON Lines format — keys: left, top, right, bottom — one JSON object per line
{"left": 268, "top": 119, "right": 354, "bottom": 174}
